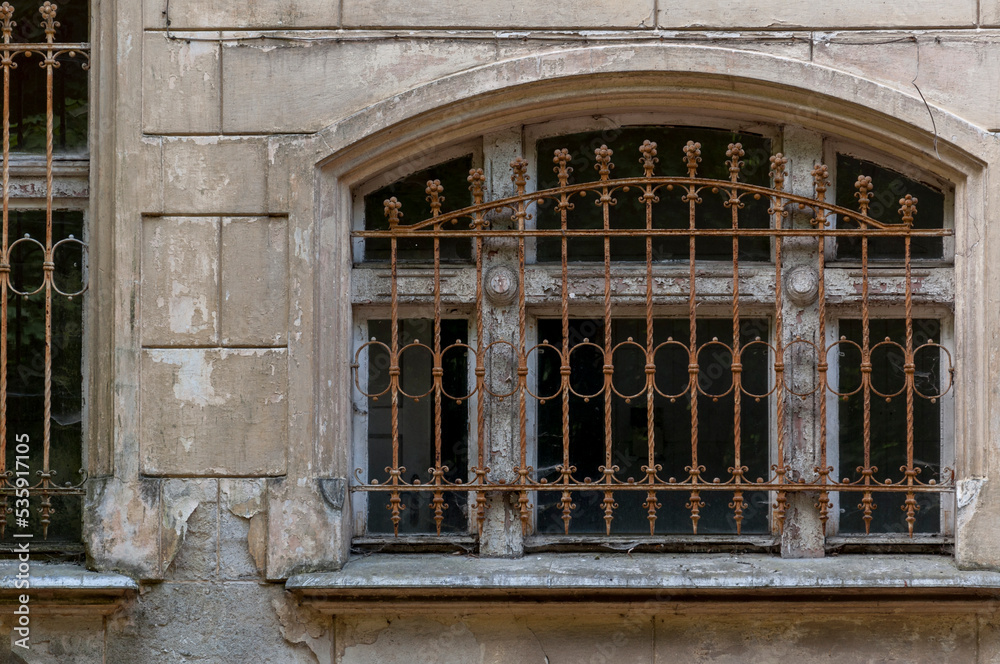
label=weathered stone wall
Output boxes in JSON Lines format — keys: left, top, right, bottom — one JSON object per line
{"left": 34, "top": 0, "right": 1000, "bottom": 661}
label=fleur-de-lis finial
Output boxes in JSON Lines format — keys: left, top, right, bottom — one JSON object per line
{"left": 467, "top": 168, "right": 485, "bottom": 205}
{"left": 553, "top": 148, "right": 573, "bottom": 187}
{"left": 383, "top": 196, "right": 403, "bottom": 228}
{"left": 0, "top": 3, "right": 14, "bottom": 45}
{"left": 683, "top": 141, "right": 702, "bottom": 178}
{"left": 639, "top": 140, "right": 658, "bottom": 177}
{"left": 769, "top": 153, "right": 788, "bottom": 191}
{"left": 898, "top": 194, "right": 918, "bottom": 226}
{"left": 510, "top": 157, "right": 529, "bottom": 195}
{"left": 812, "top": 164, "right": 829, "bottom": 202}
{"left": 425, "top": 179, "right": 444, "bottom": 217}
{"left": 594, "top": 145, "right": 614, "bottom": 181}
{"left": 40, "top": 2, "right": 59, "bottom": 43}
{"left": 726, "top": 143, "right": 745, "bottom": 183}
{"left": 855, "top": 175, "right": 873, "bottom": 216}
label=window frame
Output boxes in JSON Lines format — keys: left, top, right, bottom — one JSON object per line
{"left": 347, "top": 115, "right": 957, "bottom": 553}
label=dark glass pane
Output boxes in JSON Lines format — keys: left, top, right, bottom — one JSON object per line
{"left": 1, "top": 210, "right": 84, "bottom": 545}
{"left": 535, "top": 127, "right": 772, "bottom": 263}
{"left": 362, "top": 155, "right": 474, "bottom": 263}
{"left": 838, "top": 319, "right": 942, "bottom": 534}
{"left": 536, "top": 318, "right": 770, "bottom": 535}
{"left": 9, "top": 1, "right": 89, "bottom": 154}
{"left": 366, "top": 318, "right": 469, "bottom": 535}
{"left": 835, "top": 155, "right": 944, "bottom": 260}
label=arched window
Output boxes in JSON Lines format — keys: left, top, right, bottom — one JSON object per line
{"left": 347, "top": 115, "right": 954, "bottom": 554}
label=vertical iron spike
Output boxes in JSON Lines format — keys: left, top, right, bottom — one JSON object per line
{"left": 811, "top": 164, "right": 829, "bottom": 202}
{"left": 855, "top": 174, "right": 873, "bottom": 216}
{"left": 553, "top": 148, "right": 573, "bottom": 187}
{"left": 594, "top": 145, "right": 614, "bottom": 181}
{"left": 683, "top": 141, "right": 702, "bottom": 178}
{"left": 769, "top": 153, "right": 788, "bottom": 191}
{"left": 898, "top": 194, "right": 918, "bottom": 226}
{"left": 425, "top": 179, "right": 444, "bottom": 218}
{"left": 811, "top": 164, "right": 830, "bottom": 226}
{"left": 467, "top": 168, "right": 485, "bottom": 205}
{"left": 0, "top": 3, "right": 13, "bottom": 44}
{"left": 644, "top": 490, "right": 660, "bottom": 536}
{"left": 383, "top": 196, "right": 402, "bottom": 228}
{"left": 726, "top": 142, "right": 745, "bottom": 183}
{"left": 510, "top": 157, "right": 529, "bottom": 196}
{"left": 602, "top": 490, "right": 617, "bottom": 536}
{"left": 39, "top": 1, "right": 58, "bottom": 43}
{"left": 730, "top": 491, "right": 745, "bottom": 535}
{"left": 639, "top": 140, "right": 658, "bottom": 177}
{"left": 686, "top": 490, "right": 703, "bottom": 534}
{"left": 560, "top": 489, "right": 574, "bottom": 535}
{"left": 518, "top": 490, "right": 531, "bottom": 535}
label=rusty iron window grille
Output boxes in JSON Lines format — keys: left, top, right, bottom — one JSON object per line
{"left": 0, "top": 1, "right": 89, "bottom": 545}
{"left": 350, "top": 137, "right": 954, "bottom": 543}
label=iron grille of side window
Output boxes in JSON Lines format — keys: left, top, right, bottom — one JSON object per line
{"left": 351, "top": 134, "right": 953, "bottom": 542}
{"left": 0, "top": 1, "right": 89, "bottom": 549}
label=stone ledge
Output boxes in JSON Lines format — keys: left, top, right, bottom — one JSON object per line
{"left": 288, "top": 553, "right": 1000, "bottom": 611}
{"left": 0, "top": 562, "right": 137, "bottom": 615}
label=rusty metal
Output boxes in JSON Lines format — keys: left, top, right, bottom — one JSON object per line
{"left": 353, "top": 138, "right": 954, "bottom": 539}
{"left": 0, "top": 2, "right": 89, "bottom": 538}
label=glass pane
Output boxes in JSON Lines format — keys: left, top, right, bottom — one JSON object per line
{"left": 366, "top": 318, "right": 469, "bottom": 535}
{"left": 362, "top": 155, "right": 474, "bottom": 263}
{"left": 536, "top": 318, "right": 770, "bottom": 535}
{"left": 1, "top": 210, "right": 84, "bottom": 545}
{"left": 9, "top": 1, "right": 89, "bottom": 154}
{"left": 535, "top": 127, "right": 772, "bottom": 263}
{"left": 838, "top": 319, "right": 942, "bottom": 534}
{"left": 835, "top": 155, "right": 944, "bottom": 260}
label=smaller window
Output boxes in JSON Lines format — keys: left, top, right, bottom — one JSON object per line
{"left": 836, "top": 318, "right": 946, "bottom": 535}
{"left": 534, "top": 127, "right": 773, "bottom": 262}
{"left": 364, "top": 318, "right": 470, "bottom": 535}
{"left": 834, "top": 155, "right": 945, "bottom": 260}
{"left": 362, "top": 155, "right": 474, "bottom": 263}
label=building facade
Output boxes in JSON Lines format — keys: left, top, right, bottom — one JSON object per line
{"left": 2, "top": 0, "right": 1000, "bottom": 661}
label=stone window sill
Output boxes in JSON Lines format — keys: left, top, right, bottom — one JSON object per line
{"left": 0, "top": 562, "right": 137, "bottom": 615}
{"left": 287, "top": 553, "right": 1000, "bottom": 613}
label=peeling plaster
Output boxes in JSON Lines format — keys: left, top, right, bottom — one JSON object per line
{"left": 146, "top": 349, "right": 227, "bottom": 407}
{"left": 273, "top": 595, "right": 333, "bottom": 664}
{"left": 161, "top": 495, "right": 201, "bottom": 570}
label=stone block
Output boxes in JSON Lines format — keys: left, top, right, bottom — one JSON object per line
{"left": 985, "top": 4, "right": 1000, "bottom": 27}
{"left": 265, "top": 478, "right": 347, "bottom": 579}
{"left": 220, "top": 40, "right": 502, "bottom": 133}
{"left": 142, "top": 33, "right": 221, "bottom": 134}
{"left": 84, "top": 477, "right": 163, "bottom": 579}
{"left": 813, "top": 33, "right": 1000, "bottom": 131}
{"left": 658, "top": 0, "right": 976, "bottom": 28}
{"left": 9, "top": 613, "right": 106, "bottom": 663}
{"left": 162, "top": 136, "right": 268, "bottom": 213}
{"left": 161, "top": 479, "right": 219, "bottom": 580}
{"left": 141, "top": 348, "right": 288, "bottom": 476}
{"left": 220, "top": 478, "right": 267, "bottom": 579}
{"left": 221, "top": 216, "right": 288, "bottom": 346}
{"left": 654, "top": 613, "right": 977, "bottom": 662}
{"left": 144, "top": 0, "right": 337, "bottom": 30}
{"left": 141, "top": 216, "right": 220, "bottom": 347}
{"left": 342, "top": 0, "right": 655, "bottom": 29}
{"left": 105, "top": 583, "right": 330, "bottom": 663}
